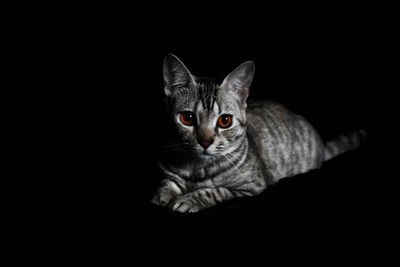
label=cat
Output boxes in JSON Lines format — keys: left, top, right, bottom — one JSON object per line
{"left": 151, "top": 54, "right": 365, "bottom": 213}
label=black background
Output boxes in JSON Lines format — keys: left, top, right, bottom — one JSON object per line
{"left": 19, "top": 3, "right": 398, "bottom": 261}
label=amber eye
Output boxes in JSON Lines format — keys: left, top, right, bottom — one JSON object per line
{"left": 217, "top": 114, "right": 233, "bottom": 128}
{"left": 180, "top": 112, "right": 195, "bottom": 126}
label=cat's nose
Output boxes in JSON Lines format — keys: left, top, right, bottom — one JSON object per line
{"left": 197, "top": 128, "right": 214, "bottom": 150}
{"left": 199, "top": 140, "right": 213, "bottom": 150}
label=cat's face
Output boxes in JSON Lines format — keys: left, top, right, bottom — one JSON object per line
{"left": 163, "top": 54, "right": 255, "bottom": 159}
{"left": 167, "top": 80, "right": 246, "bottom": 159}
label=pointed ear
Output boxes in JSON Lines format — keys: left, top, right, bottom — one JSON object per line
{"left": 221, "top": 61, "right": 255, "bottom": 102}
{"left": 163, "top": 54, "right": 196, "bottom": 97}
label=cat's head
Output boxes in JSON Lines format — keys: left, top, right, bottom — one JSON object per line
{"left": 163, "top": 54, "right": 255, "bottom": 159}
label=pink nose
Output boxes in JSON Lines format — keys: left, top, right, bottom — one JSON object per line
{"left": 197, "top": 128, "right": 214, "bottom": 150}
{"left": 199, "top": 141, "right": 212, "bottom": 150}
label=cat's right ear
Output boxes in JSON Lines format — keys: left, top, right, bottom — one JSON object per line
{"left": 163, "top": 54, "right": 196, "bottom": 97}
{"left": 221, "top": 61, "right": 255, "bottom": 103}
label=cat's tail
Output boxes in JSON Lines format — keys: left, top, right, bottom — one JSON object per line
{"left": 323, "top": 130, "right": 367, "bottom": 161}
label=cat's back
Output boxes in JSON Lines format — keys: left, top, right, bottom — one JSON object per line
{"left": 247, "top": 100, "right": 293, "bottom": 122}
{"left": 246, "top": 100, "right": 299, "bottom": 132}
{"left": 246, "top": 100, "right": 324, "bottom": 182}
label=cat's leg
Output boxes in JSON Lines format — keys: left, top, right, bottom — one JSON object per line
{"left": 151, "top": 179, "right": 186, "bottom": 207}
{"left": 168, "top": 187, "right": 235, "bottom": 213}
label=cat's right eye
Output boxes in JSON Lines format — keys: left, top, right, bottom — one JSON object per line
{"left": 180, "top": 112, "right": 195, "bottom": 126}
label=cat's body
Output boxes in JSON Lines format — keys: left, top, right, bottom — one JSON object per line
{"left": 246, "top": 100, "right": 325, "bottom": 182}
{"left": 152, "top": 54, "right": 364, "bottom": 213}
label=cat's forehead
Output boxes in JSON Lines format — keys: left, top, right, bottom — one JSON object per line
{"left": 172, "top": 78, "right": 239, "bottom": 113}
{"left": 196, "top": 79, "right": 220, "bottom": 112}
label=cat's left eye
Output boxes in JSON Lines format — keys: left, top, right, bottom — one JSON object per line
{"left": 217, "top": 114, "right": 233, "bottom": 128}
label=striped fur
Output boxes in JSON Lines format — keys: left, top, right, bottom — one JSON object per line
{"left": 152, "top": 54, "right": 365, "bottom": 213}
{"left": 324, "top": 130, "right": 367, "bottom": 161}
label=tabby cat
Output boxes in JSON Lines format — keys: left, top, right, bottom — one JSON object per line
{"left": 151, "top": 54, "right": 365, "bottom": 213}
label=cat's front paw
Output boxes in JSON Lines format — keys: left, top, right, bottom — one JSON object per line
{"left": 151, "top": 189, "right": 176, "bottom": 207}
{"left": 168, "top": 196, "right": 201, "bottom": 213}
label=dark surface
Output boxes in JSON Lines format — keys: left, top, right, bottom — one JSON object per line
{"left": 85, "top": 19, "right": 393, "bottom": 251}
{"left": 20, "top": 4, "right": 398, "bottom": 261}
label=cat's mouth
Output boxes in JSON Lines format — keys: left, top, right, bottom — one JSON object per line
{"left": 196, "top": 149, "right": 215, "bottom": 159}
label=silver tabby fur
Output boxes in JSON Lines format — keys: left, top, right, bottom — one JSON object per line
{"left": 151, "top": 54, "right": 365, "bottom": 213}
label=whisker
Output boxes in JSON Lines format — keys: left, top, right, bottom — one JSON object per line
{"left": 217, "top": 152, "right": 245, "bottom": 179}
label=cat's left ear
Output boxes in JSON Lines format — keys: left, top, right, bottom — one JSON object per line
{"left": 221, "top": 61, "right": 255, "bottom": 103}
